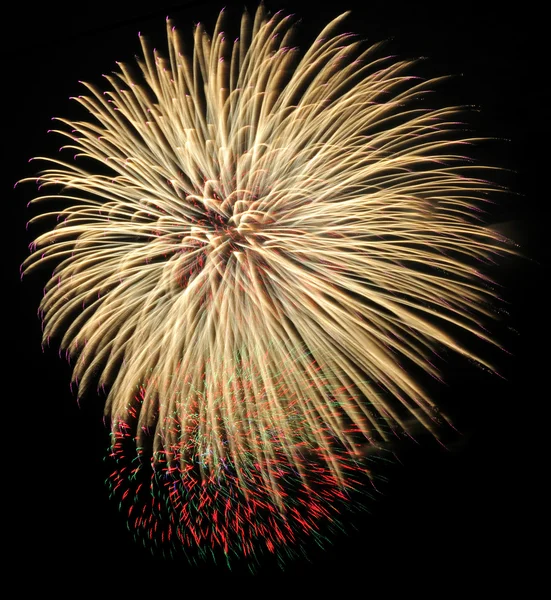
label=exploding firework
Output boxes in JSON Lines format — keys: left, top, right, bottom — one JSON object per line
{"left": 22, "top": 5, "right": 508, "bottom": 563}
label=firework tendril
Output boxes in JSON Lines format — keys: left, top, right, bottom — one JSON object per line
{"left": 23, "top": 5, "right": 508, "bottom": 564}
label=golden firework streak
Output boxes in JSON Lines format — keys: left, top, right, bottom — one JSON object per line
{"left": 23, "top": 6, "right": 507, "bottom": 504}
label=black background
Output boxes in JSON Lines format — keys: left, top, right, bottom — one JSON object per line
{"left": 7, "top": 0, "right": 545, "bottom": 587}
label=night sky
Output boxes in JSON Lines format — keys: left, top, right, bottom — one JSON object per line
{"left": 7, "top": 0, "right": 545, "bottom": 585}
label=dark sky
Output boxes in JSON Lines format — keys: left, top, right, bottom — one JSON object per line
{"left": 7, "top": 0, "right": 545, "bottom": 585}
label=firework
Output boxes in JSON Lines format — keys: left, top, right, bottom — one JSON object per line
{"left": 23, "top": 5, "right": 507, "bottom": 562}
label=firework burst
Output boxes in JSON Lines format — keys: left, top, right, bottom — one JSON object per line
{"left": 23, "top": 5, "right": 507, "bottom": 562}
